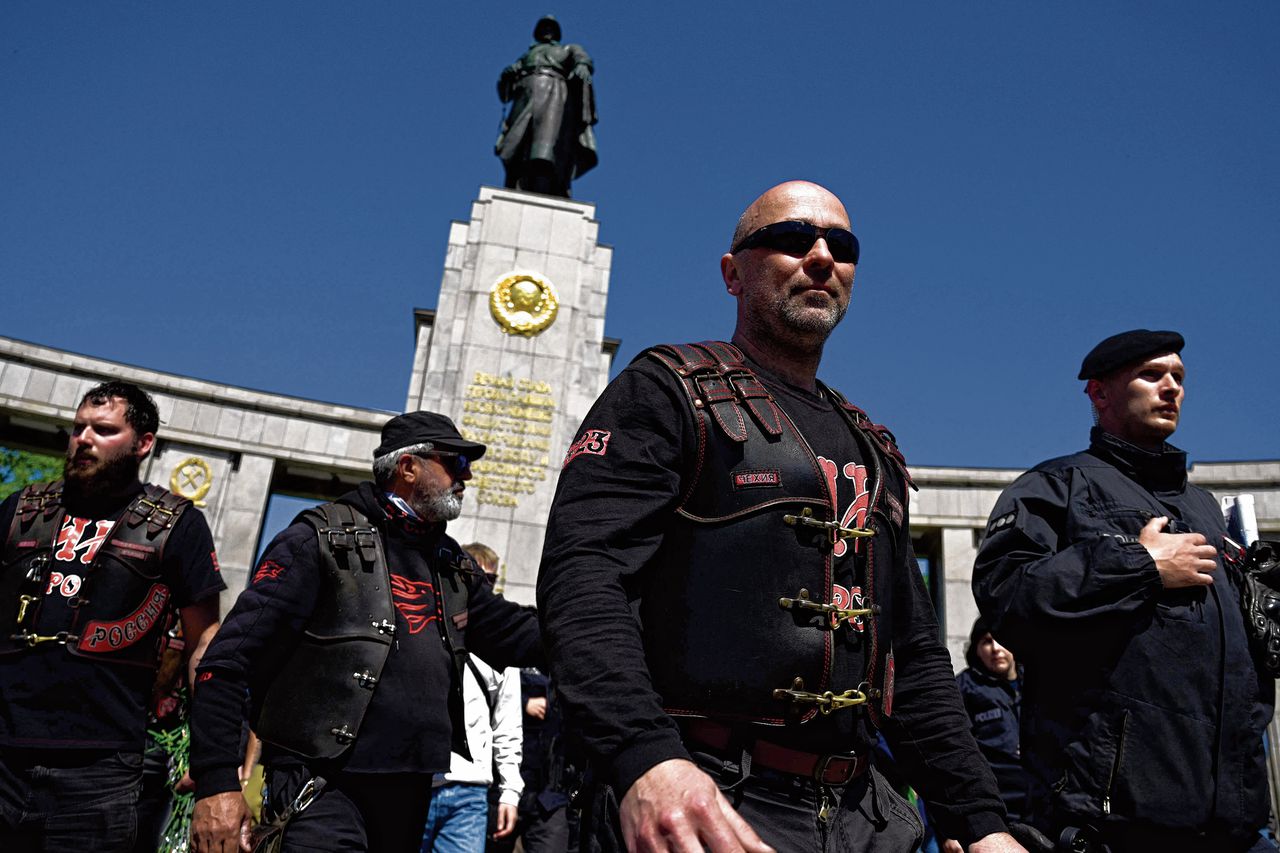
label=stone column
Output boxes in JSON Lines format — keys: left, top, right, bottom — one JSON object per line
{"left": 144, "top": 444, "right": 274, "bottom": 613}
{"left": 941, "top": 526, "right": 981, "bottom": 669}
{"left": 407, "top": 187, "right": 615, "bottom": 604}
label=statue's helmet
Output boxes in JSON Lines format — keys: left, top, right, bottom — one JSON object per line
{"left": 533, "top": 15, "right": 561, "bottom": 42}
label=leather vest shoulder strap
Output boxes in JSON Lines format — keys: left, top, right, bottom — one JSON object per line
{"left": 8, "top": 480, "right": 65, "bottom": 549}
{"left": 646, "top": 341, "right": 784, "bottom": 443}
{"left": 113, "top": 485, "right": 191, "bottom": 562}
{"left": 823, "top": 386, "right": 915, "bottom": 490}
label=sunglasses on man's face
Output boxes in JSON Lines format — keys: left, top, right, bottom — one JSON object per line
{"left": 413, "top": 451, "right": 471, "bottom": 477}
{"left": 731, "top": 220, "right": 860, "bottom": 265}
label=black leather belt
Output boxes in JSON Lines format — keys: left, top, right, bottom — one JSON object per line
{"left": 685, "top": 719, "right": 869, "bottom": 786}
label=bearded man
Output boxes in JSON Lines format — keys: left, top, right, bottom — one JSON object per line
{"left": 189, "top": 411, "right": 542, "bottom": 853}
{"left": 0, "top": 381, "right": 224, "bottom": 851}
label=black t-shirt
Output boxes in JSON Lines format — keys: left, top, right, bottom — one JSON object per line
{"left": 0, "top": 484, "right": 224, "bottom": 750}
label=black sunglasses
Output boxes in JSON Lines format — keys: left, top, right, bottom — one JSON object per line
{"left": 412, "top": 451, "right": 471, "bottom": 477}
{"left": 731, "top": 221, "right": 860, "bottom": 265}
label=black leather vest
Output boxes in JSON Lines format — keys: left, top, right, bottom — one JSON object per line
{"left": 0, "top": 480, "right": 190, "bottom": 670}
{"left": 641, "top": 342, "right": 914, "bottom": 729}
{"left": 253, "top": 502, "right": 475, "bottom": 761}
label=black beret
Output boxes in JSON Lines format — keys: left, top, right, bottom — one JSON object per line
{"left": 1078, "top": 329, "right": 1185, "bottom": 380}
{"left": 374, "top": 411, "right": 486, "bottom": 460}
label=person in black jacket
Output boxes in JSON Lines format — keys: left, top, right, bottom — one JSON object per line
{"left": 973, "top": 330, "right": 1275, "bottom": 853}
{"left": 538, "top": 181, "right": 1022, "bottom": 853}
{"left": 189, "top": 412, "right": 543, "bottom": 853}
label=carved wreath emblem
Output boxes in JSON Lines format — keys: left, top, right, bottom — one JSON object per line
{"left": 489, "top": 272, "right": 559, "bottom": 337}
{"left": 170, "top": 457, "right": 213, "bottom": 507}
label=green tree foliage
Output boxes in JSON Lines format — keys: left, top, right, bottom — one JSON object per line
{"left": 0, "top": 447, "right": 62, "bottom": 501}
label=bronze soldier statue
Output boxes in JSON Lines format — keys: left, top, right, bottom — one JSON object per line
{"left": 496, "top": 16, "right": 598, "bottom": 198}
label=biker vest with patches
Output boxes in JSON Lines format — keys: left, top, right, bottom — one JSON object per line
{"left": 642, "top": 342, "right": 914, "bottom": 728}
{"left": 0, "top": 480, "right": 190, "bottom": 670}
{"left": 252, "top": 502, "right": 476, "bottom": 761}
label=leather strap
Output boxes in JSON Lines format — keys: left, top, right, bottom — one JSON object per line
{"left": 685, "top": 719, "right": 869, "bottom": 786}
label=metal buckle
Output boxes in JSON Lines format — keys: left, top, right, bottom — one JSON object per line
{"left": 779, "top": 588, "right": 879, "bottom": 628}
{"left": 12, "top": 630, "right": 78, "bottom": 647}
{"left": 324, "top": 528, "right": 353, "bottom": 550}
{"left": 812, "top": 753, "right": 857, "bottom": 785}
{"left": 773, "top": 678, "right": 877, "bottom": 716}
{"left": 783, "top": 507, "right": 874, "bottom": 541}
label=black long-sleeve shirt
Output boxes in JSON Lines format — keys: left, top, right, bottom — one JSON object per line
{"left": 538, "top": 354, "right": 1007, "bottom": 844}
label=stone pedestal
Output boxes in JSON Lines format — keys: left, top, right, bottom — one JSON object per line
{"left": 406, "top": 187, "right": 616, "bottom": 603}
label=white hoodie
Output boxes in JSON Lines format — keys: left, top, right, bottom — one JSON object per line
{"left": 432, "top": 658, "right": 524, "bottom": 806}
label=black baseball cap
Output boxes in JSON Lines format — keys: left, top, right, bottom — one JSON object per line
{"left": 1078, "top": 329, "right": 1185, "bottom": 380}
{"left": 374, "top": 411, "right": 486, "bottom": 460}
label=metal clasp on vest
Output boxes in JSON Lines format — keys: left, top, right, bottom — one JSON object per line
{"left": 330, "top": 725, "right": 356, "bottom": 744}
{"left": 15, "top": 595, "right": 37, "bottom": 625}
{"left": 371, "top": 619, "right": 396, "bottom": 636}
{"left": 779, "top": 588, "right": 879, "bottom": 627}
{"left": 353, "top": 670, "right": 378, "bottom": 689}
{"left": 772, "top": 677, "right": 879, "bottom": 716}
{"left": 325, "top": 527, "right": 379, "bottom": 561}
{"left": 10, "top": 630, "right": 78, "bottom": 647}
{"left": 783, "top": 507, "right": 874, "bottom": 541}
{"left": 134, "top": 497, "right": 178, "bottom": 529}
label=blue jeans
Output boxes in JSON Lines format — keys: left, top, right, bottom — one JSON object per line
{"left": 0, "top": 749, "right": 142, "bottom": 852}
{"left": 421, "top": 782, "right": 490, "bottom": 853}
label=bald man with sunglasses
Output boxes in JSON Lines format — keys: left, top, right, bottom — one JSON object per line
{"left": 539, "top": 182, "right": 1022, "bottom": 853}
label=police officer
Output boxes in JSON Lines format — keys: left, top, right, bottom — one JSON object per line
{"left": 973, "top": 330, "right": 1275, "bottom": 852}
{"left": 538, "top": 181, "right": 1022, "bottom": 852}
{"left": 0, "top": 381, "right": 224, "bottom": 851}
{"left": 189, "top": 412, "right": 542, "bottom": 853}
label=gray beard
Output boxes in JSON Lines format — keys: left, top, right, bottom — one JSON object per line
{"left": 412, "top": 487, "right": 462, "bottom": 523}
{"left": 779, "top": 293, "right": 846, "bottom": 335}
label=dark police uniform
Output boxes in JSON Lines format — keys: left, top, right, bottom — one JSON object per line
{"left": 955, "top": 665, "right": 1028, "bottom": 823}
{"left": 974, "top": 428, "right": 1275, "bottom": 852}
{"left": 190, "top": 483, "right": 541, "bottom": 853}
{"left": 539, "top": 342, "right": 1008, "bottom": 852}
{"left": 0, "top": 481, "right": 223, "bottom": 851}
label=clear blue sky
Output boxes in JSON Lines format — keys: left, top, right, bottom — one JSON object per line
{"left": 3, "top": 2, "right": 1276, "bottom": 468}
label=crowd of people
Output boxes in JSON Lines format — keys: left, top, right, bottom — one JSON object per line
{"left": 0, "top": 181, "right": 1275, "bottom": 853}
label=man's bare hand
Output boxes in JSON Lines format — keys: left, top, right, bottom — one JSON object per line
{"left": 1140, "top": 516, "right": 1217, "bottom": 589}
{"left": 969, "top": 831, "right": 1027, "bottom": 852}
{"left": 525, "top": 696, "right": 548, "bottom": 719}
{"left": 494, "top": 802, "right": 518, "bottom": 838}
{"left": 620, "top": 759, "right": 773, "bottom": 853}
{"left": 941, "top": 839, "right": 964, "bottom": 853}
{"left": 191, "top": 791, "right": 252, "bottom": 853}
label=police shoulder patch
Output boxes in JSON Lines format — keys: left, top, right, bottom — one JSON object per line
{"left": 987, "top": 511, "right": 1016, "bottom": 536}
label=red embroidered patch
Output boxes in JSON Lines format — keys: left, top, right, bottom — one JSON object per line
{"left": 253, "top": 560, "right": 287, "bottom": 584}
{"left": 390, "top": 574, "right": 438, "bottom": 634}
{"left": 54, "top": 517, "right": 114, "bottom": 564}
{"left": 732, "top": 469, "right": 780, "bottom": 489}
{"left": 563, "top": 429, "right": 612, "bottom": 467}
{"left": 197, "top": 671, "right": 214, "bottom": 683}
{"left": 77, "top": 584, "right": 170, "bottom": 653}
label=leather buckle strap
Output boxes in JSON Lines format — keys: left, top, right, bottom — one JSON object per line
{"left": 684, "top": 720, "right": 869, "bottom": 786}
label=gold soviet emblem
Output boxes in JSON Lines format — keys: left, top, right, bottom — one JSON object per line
{"left": 170, "top": 457, "right": 213, "bottom": 507}
{"left": 489, "top": 272, "right": 559, "bottom": 337}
